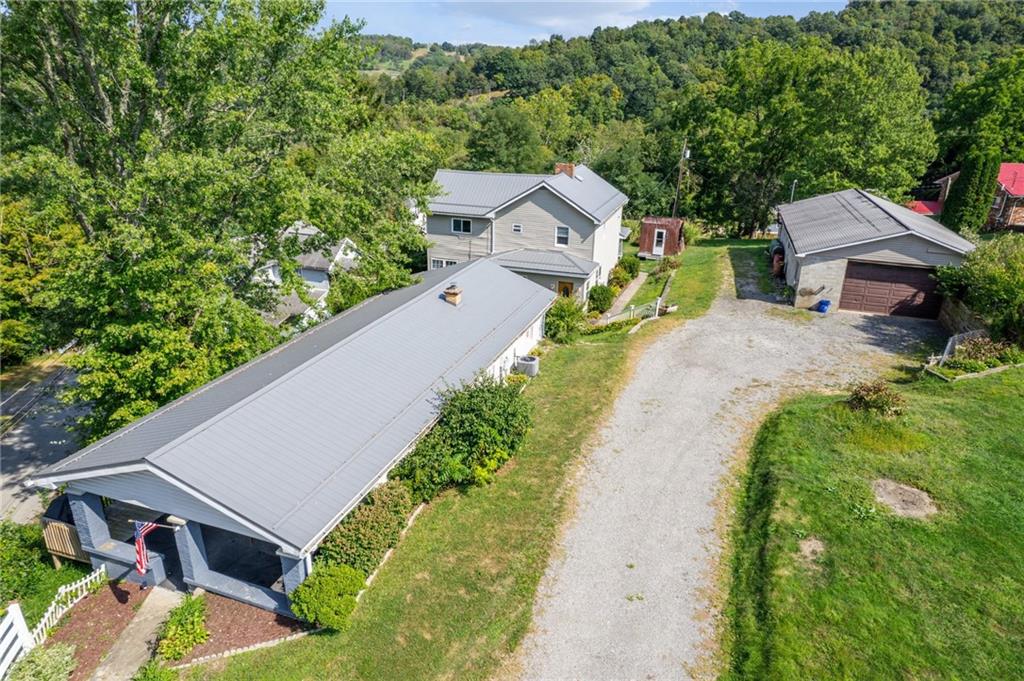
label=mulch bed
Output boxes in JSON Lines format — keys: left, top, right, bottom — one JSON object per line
{"left": 176, "top": 592, "right": 309, "bottom": 665}
{"left": 46, "top": 580, "right": 150, "bottom": 681}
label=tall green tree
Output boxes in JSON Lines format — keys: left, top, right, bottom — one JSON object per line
{"left": 467, "top": 104, "right": 550, "bottom": 173}
{"left": 0, "top": 1, "right": 434, "bottom": 438}
{"left": 941, "top": 134, "right": 1002, "bottom": 233}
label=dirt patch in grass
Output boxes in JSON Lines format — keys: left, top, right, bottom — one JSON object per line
{"left": 798, "top": 537, "right": 826, "bottom": 564}
{"left": 872, "top": 478, "right": 938, "bottom": 519}
{"left": 177, "top": 593, "right": 309, "bottom": 665}
{"left": 46, "top": 580, "right": 150, "bottom": 681}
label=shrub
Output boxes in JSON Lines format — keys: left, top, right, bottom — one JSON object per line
{"left": 654, "top": 255, "right": 681, "bottom": 276}
{"left": 618, "top": 254, "right": 641, "bottom": 279}
{"left": 943, "top": 337, "right": 1024, "bottom": 373}
{"left": 132, "top": 661, "right": 177, "bottom": 681}
{"left": 588, "top": 284, "right": 615, "bottom": 313}
{"left": 0, "top": 520, "right": 49, "bottom": 602}
{"left": 157, "top": 594, "right": 209, "bottom": 661}
{"left": 682, "top": 221, "right": 704, "bottom": 247}
{"left": 505, "top": 372, "right": 528, "bottom": 388}
{"left": 545, "top": 296, "right": 586, "bottom": 343}
{"left": 0, "top": 319, "right": 37, "bottom": 366}
{"left": 608, "top": 265, "right": 631, "bottom": 289}
{"left": 7, "top": 643, "right": 77, "bottom": 681}
{"left": 288, "top": 563, "right": 365, "bottom": 630}
{"left": 392, "top": 375, "right": 532, "bottom": 502}
{"left": 848, "top": 380, "right": 906, "bottom": 417}
{"left": 580, "top": 318, "right": 641, "bottom": 335}
{"left": 317, "top": 480, "right": 412, "bottom": 575}
{"left": 936, "top": 233, "right": 1023, "bottom": 341}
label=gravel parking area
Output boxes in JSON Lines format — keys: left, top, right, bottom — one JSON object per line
{"left": 516, "top": 258, "right": 941, "bottom": 680}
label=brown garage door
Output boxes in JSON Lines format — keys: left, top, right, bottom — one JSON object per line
{"left": 839, "top": 262, "right": 942, "bottom": 318}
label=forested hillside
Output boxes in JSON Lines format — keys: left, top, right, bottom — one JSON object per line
{"left": 1, "top": 0, "right": 1022, "bottom": 439}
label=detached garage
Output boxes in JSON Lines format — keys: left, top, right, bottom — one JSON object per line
{"left": 777, "top": 189, "right": 975, "bottom": 318}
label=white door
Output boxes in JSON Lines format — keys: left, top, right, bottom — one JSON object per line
{"left": 653, "top": 229, "right": 666, "bottom": 256}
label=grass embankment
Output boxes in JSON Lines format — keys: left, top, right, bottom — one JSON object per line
{"left": 192, "top": 244, "right": 729, "bottom": 681}
{"left": 726, "top": 369, "right": 1024, "bottom": 680}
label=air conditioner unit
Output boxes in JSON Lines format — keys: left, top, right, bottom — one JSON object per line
{"left": 516, "top": 355, "right": 539, "bottom": 377}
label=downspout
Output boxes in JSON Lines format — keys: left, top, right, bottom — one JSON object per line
{"left": 490, "top": 219, "right": 495, "bottom": 254}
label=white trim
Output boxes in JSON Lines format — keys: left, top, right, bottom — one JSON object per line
{"left": 487, "top": 183, "right": 603, "bottom": 225}
{"left": 451, "top": 217, "right": 472, "bottom": 234}
{"left": 28, "top": 463, "right": 151, "bottom": 487}
{"left": 555, "top": 225, "right": 570, "bottom": 248}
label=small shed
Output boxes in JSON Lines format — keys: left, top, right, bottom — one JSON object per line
{"left": 638, "top": 217, "right": 684, "bottom": 259}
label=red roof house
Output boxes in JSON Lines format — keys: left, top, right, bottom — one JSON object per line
{"left": 935, "top": 162, "right": 1024, "bottom": 231}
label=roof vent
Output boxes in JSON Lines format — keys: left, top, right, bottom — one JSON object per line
{"left": 443, "top": 283, "right": 462, "bottom": 306}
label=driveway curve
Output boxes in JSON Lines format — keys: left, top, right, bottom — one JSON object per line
{"left": 515, "top": 256, "right": 939, "bottom": 680}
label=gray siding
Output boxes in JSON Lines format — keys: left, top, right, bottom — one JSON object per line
{"left": 426, "top": 214, "right": 492, "bottom": 262}
{"left": 812, "top": 234, "right": 965, "bottom": 267}
{"left": 492, "top": 187, "right": 596, "bottom": 260}
{"left": 512, "top": 271, "right": 597, "bottom": 300}
{"left": 69, "top": 471, "right": 264, "bottom": 541}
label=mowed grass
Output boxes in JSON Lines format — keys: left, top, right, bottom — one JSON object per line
{"left": 726, "top": 369, "right": 1024, "bottom": 680}
{"left": 192, "top": 244, "right": 729, "bottom": 681}
{"left": 627, "top": 238, "right": 747, "bottom": 309}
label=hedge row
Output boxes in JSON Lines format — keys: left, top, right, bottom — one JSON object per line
{"left": 317, "top": 480, "right": 413, "bottom": 575}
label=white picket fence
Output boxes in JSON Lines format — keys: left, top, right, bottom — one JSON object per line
{"left": 1, "top": 604, "right": 34, "bottom": 679}
{"left": 31, "top": 565, "right": 107, "bottom": 646}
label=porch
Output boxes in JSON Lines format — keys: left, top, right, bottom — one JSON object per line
{"left": 50, "top": 493, "right": 310, "bottom": 616}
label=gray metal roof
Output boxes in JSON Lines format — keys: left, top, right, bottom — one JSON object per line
{"left": 491, "top": 248, "right": 599, "bottom": 278}
{"left": 285, "top": 223, "right": 358, "bottom": 272}
{"left": 429, "top": 165, "right": 628, "bottom": 224}
{"left": 32, "top": 260, "right": 555, "bottom": 554}
{"left": 778, "top": 189, "right": 975, "bottom": 256}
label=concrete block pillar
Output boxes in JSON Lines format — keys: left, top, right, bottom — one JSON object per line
{"left": 173, "top": 520, "right": 209, "bottom": 584}
{"left": 67, "top": 492, "right": 110, "bottom": 550}
{"left": 280, "top": 554, "right": 312, "bottom": 594}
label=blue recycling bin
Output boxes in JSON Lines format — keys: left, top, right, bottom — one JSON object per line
{"left": 814, "top": 299, "right": 832, "bottom": 313}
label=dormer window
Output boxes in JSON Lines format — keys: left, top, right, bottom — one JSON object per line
{"left": 451, "top": 218, "right": 472, "bottom": 234}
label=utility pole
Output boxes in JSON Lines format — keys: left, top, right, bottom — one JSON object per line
{"left": 789, "top": 179, "right": 798, "bottom": 204}
{"left": 672, "top": 138, "right": 689, "bottom": 219}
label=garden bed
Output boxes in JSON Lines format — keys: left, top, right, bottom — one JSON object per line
{"left": 173, "top": 593, "right": 309, "bottom": 666}
{"left": 45, "top": 580, "right": 150, "bottom": 681}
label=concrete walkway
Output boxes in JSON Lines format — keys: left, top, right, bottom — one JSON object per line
{"left": 516, "top": 256, "right": 940, "bottom": 680}
{"left": 603, "top": 271, "right": 649, "bottom": 319}
{"left": 91, "top": 586, "right": 183, "bottom": 681}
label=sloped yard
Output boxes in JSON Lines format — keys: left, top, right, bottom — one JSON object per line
{"left": 726, "top": 369, "right": 1024, "bottom": 679}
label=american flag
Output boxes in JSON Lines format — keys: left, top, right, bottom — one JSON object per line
{"left": 133, "top": 521, "right": 158, "bottom": 576}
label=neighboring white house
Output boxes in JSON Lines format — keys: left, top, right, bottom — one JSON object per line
{"left": 425, "top": 163, "right": 628, "bottom": 300}
{"left": 258, "top": 222, "right": 360, "bottom": 327}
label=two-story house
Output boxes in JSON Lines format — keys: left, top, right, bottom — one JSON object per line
{"left": 425, "top": 163, "right": 628, "bottom": 299}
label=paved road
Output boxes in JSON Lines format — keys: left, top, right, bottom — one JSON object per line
{"left": 1, "top": 369, "right": 85, "bottom": 523}
{"left": 516, "top": 259, "right": 941, "bottom": 680}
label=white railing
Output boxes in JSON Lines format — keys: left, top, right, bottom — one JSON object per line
{"left": 30, "top": 565, "right": 106, "bottom": 646}
{"left": 938, "top": 329, "right": 988, "bottom": 365}
{"left": 1, "top": 604, "right": 35, "bottom": 679}
{"left": 605, "top": 298, "right": 660, "bottom": 324}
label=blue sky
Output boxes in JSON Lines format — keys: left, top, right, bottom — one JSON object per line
{"left": 321, "top": 1, "right": 847, "bottom": 46}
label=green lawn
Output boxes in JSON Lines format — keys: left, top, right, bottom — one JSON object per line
{"left": 192, "top": 243, "right": 730, "bottom": 681}
{"left": 726, "top": 369, "right": 1024, "bottom": 680}
{"left": 21, "top": 562, "right": 91, "bottom": 627}
{"left": 627, "top": 239, "right": 765, "bottom": 309}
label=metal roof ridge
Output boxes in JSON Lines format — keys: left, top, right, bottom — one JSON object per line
{"left": 855, "top": 189, "right": 915, "bottom": 236}
{"left": 142, "top": 262, "right": 486, "bottom": 467}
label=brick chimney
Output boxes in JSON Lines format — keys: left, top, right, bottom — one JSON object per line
{"left": 554, "top": 162, "right": 575, "bottom": 178}
{"left": 443, "top": 283, "right": 462, "bottom": 306}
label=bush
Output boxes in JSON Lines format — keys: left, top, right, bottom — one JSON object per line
{"left": 618, "top": 254, "right": 641, "bottom": 279}
{"left": 936, "top": 234, "right": 1023, "bottom": 341}
{"left": 132, "top": 661, "right": 177, "bottom": 681}
{"left": 580, "top": 318, "right": 641, "bottom": 335}
{"left": 608, "top": 265, "right": 631, "bottom": 289}
{"left": 682, "top": 221, "right": 704, "bottom": 247}
{"left": 505, "top": 372, "right": 528, "bottom": 388}
{"left": 392, "top": 374, "right": 532, "bottom": 502}
{"left": 654, "top": 255, "right": 681, "bottom": 276}
{"left": 943, "top": 337, "right": 1024, "bottom": 373}
{"left": 587, "top": 284, "right": 615, "bottom": 313}
{"left": 848, "top": 380, "right": 906, "bottom": 417}
{"left": 317, "top": 480, "right": 412, "bottom": 575}
{"left": 545, "top": 296, "right": 586, "bottom": 343}
{"left": 0, "top": 520, "right": 49, "bottom": 602}
{"left": 0, "top": 319, "right": 37, "bottom": 366}
{"left": 156, "top": 594, "right": 209, "bottom": 661}
{"left": 288, "top": 563, "right": 365, "bottom": 630}
{"left": 7, "top": 643, "right": 77, "bottom": 681}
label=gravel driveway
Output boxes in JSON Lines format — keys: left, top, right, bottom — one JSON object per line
{"left": 515, "top": 257, "right": 941, "bottom": 680}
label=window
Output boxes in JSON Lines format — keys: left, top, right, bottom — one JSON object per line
{"left": 451, "top": 218, "right": 472, "bottom": 234}
{"left": 431, "top": 258, "right": 458, "bottom": 269}
{"left": 555, "top": 225, "right": 570, "bottom": 247}
{"left": 512, "top": 223, "right": 524, "bottom": 234}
